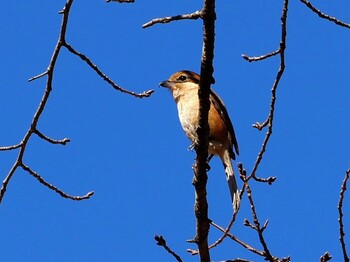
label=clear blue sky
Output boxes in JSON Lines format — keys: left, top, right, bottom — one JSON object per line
{"left": 1, "top": 1, "right": 350, "bottom": 261}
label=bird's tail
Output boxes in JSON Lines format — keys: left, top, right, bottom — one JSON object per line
{"left": 221, "top": 151, "right": 240, "bottom": 211}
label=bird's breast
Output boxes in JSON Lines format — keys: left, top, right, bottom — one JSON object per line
{"left": 176, "top": 94, "right": 199, "bottom": 144}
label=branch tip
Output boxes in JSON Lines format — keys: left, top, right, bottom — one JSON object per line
{"left": 154, "top": 235, "right": 183, "bottom": 262}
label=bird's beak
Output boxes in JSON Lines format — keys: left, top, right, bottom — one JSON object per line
{"left": 159, "top": 80, "right": 172, "bottom": 88}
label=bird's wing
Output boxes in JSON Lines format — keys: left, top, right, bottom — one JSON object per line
{"left": 209, "top": 89, "right": 239, "bottom": 157}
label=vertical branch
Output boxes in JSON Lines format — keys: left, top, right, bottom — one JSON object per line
{"left": 338, "top": 169, "right": 350, "bottom": 262}
{"left": 192, "top": 0, "right": 216, "bottom": 261}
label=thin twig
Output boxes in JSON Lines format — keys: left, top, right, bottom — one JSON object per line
{"left": 248, "top": 0, "right": 288, "bottom": 180}
{"left": 154, "top": 235, "right": 183, "bottom": 262}
{"left": 0, "top": 143, "right": 23, "bottom": 151}
{"left": 300, "top": 0, "right": 350, "bottom": 29}
{"left": 244, "top": 174, "right": 274, "bottom": 261}
{"left": 28, "top": 71, "right": 49, "bottom": 82}
{"left": 142, "top": 11, "right": 201, "bottom": 29}
{"left": 63, "top": 42, "right": 154, "bottom": 98}
{"left": 253, "top": 175, "right": 277, "bottom": 185}
{"left": 338, "top": 169, "right": 350, "bottom": 262}
{"left": 210, "top": 221, "right": 265, "bottom": 257}
{"left": 34, "top": 129, "right": 70, "bottom": 145}
{"left": 242, "top": 49, "right": 280, "bottom": 63}
{"left": 21, "top": 163, "right": 94, "bottom": 200}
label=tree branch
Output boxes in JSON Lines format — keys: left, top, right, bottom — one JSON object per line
{"left": 142, "top": 11, "right": 201, "bottom": 29}
{"left": 63, "top": 42, "right": 154, "bottom": 98}
{"left": 242, "top": 168, "right": 274, "bottom": 261}
{"left": 299, "top": 0, "right": 350, "bottom": 29}
{"left": 1, "top": 0, "right": 152, "bottom": 204}
{"left": 0, "top": 0, "right": 76, "bottom": 204}
{"left": 188, "top": 1, "right": 217, "bottom": 261}
{"left": 248, "top": 0, "right": 288, "bottom": 180}
{"left": 242, "top": 49, "right": 280, "bottom": 63}
{"left": 338, "top": 169, "right": 350, "bottom": 262}
{"left": 21, "top": 163, "right": 94, "bottom": 200}
{"left": 34, "top": 129, "right": 70, "bottom": 145}
{"left": 210, "top": 220, "right": 265, "bottom": 257}
{"left": 154, "top": 235, "right": 183, "bottom": 262}
{"left": 0, "top": 143, "right": 23, "bottom": 151}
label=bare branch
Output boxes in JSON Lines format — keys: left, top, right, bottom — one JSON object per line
{"left": 253, "top": 175, "right": 277, "bottom": 185}
{"left": 338, "top": 169, "right": 350, "bottom": 262}
{"left": 244, "top": 173, "right": 274, "bottom": 261}
{"left": 0, "top": 143, "right": 23, "bottom": 151}
{"left": 210, "top": 220, "right": 265, "bottom": 257}
{"left": 242, "top": 49, "right": 280, "bottom": 63}
{"left": 154, "top": 235, "right": 183, "bottom": 262}
{"left": 189, "top": 165, "right": 247, "bottom": 256}
{"left": 142, "top": 11, "right": 201, "bottom": 29}
{"left": 320, "top": 252, "right": 332, "bottom": 262}
{"left": 300, "top": 0, "right": 350, "bottom": 29}
{"left": 63, "top": 42, "right": 154, "bottom": 98}
{"left": 28, "top": 71, "right": 49, "bottom": 82}
{"left": 249, "top": 0, "right": 288, "bottom": 180}
{"left": 0, "top": 163, "right": 20, "bottom": 204}
{"left": 0, "top": 0, "right": 75, "bottom": 204}
{"left": 1, "top": 0, "right": 154, "bottom": 204}
{"left": 21, "top": 163, "right": 94, "bottom": 201}
{"left": 187, "top": 1, "right": 218, "bottom": 261}
{"left": 34, "top": 129, "right": 70, "bottom": 145}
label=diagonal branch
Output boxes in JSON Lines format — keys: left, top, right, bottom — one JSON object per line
{"left": 300, "top": 0, "right": 350, "bottom": 29}
{"left": 0, "top": 0, "right": 92, "bottom": 204}
{"left": 34, "top": 129, "right": 70, "bottom": 145}
{"left": 21, "top": 163, "right": 94, "bottom": 200}
{"left": 2, "top": 0, "right": 150, "bottom": 204}
{"left": 154, "top": 235, "right": 183, "bottom": 262}
{"left": 0, "top": 0, "right": 75, "bottom": 204}
{"left": 63, "top": 42, "right": 154, "bottom": 98}
{"left": 210, "top": 220, "right": 265, "bottom": 257}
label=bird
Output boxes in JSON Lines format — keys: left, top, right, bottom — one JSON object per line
{"left": 159, "top": 70, "right": 240, "bottom": 211}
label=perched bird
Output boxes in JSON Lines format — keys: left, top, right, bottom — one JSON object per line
{"left": 160, "top": 70, "right": 240, "bottom": 211}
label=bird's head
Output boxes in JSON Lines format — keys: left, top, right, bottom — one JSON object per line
{"left": 159, "top": 70, "right": 200, "bottom": 91}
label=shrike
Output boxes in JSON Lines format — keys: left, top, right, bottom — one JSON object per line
{"left": 160, "top": 70, "right": 240, "bottom": 211}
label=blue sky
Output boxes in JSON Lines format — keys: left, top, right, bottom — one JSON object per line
{"left": 1, "top": 1, "right": 350, "bottom": 261}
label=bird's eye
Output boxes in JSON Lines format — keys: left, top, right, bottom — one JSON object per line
{"left": 177, "top": 75, "right": 187, "bottom": 81}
